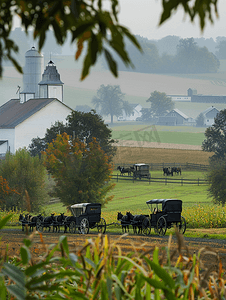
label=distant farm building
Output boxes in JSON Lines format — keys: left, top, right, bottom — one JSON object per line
{"left": 202, "top": 106, "right": 219, "bottom": 126}
{"left": 117, "top": 104, "right": 142, "bottom": 121}
{"left": 188, "top": 88, "right": 226, "bottom": 103}
{"left": 157, "top": 109, "right": 191, "bottom": 126}
{"left": 0, "top": 47, "right": 72, "bottom": 156}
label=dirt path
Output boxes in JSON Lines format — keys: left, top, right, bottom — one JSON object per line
{"left": 1, "top": 229, "right": 226, "bottom": 275}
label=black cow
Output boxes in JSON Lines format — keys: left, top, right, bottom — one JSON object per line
{"left": 163, "top": 167, "right": 173, "bottom": 176}
{"left": 171, "top": 167, "right": 182, "bottom": 175}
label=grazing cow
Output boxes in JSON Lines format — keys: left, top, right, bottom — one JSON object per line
{"left": 163, "top": 167, "right": 173, "bottom": 176}
{"left": 177, "top": 167, "right": 182, "bottom": 175}
{"left": 171, "top": 167, "right": 182, "bottom": 175}
{"left": 117, "top": 166, "right": 133, "bottom": 176}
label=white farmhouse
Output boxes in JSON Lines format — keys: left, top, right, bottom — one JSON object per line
{"left": 202, "top": 106, "right": 219, "bottom": 126}
{"left": 0, "top": 47, "right": 72, "bottom": 156}
{"left": 117, "top": 104, "right": 142, "bottom": 121}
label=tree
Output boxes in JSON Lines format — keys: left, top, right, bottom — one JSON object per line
{"left": 43, "top": 132, "right": 115, "bottom": 206}
{"left": 174, "top": 38, "right": 219, "bottom": 73}
{"left": 206, "top": 159, "right": 226, "bottom": 206}
{"left": 140, "top": 108, "right": 154, "bottom": 122}
{"left": 215, "top": 40, "right": 226, "bottom": 59}
{"left": 146, "top": 91, "right": 174, "bottom": 117}
{"left": 0, "top": 0, "right": 219, "bottom": 80}
{"left": 0, "top": 176, "right": 19, "bottom": 209}
{"left": 0, "top": 0, "right": 141, "bottom": 80}
{"left": 29, "top": 111, "right": 116, "bottom": 159}
{"left": 92, "top": 85, "right": 133, "bottom": 124}
{"left": 0, "top": 149, "right": 49, "bottom": 211}
{"left": 113, "top": 37, "right": 161, "bottom": 73}
{"left": 196, "top": 113, "right": 205, "bottom": 127}
{"left": 202, "top": 109, "right": 226, "bottom": 161}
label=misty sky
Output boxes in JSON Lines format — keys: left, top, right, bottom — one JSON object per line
{"left": 12, "top": 1, "right": 226, "bottom": 41}
{"left": 118, "top": 0, "right": 226, "bottom": 40}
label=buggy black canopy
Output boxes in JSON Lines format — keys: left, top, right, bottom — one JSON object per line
{"left": 146, "top": 199, "right": 182, "bottom": 213}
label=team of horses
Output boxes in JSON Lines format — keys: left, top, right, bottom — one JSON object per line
{"left": 117, "top": 166, "right": 134, "bottom": 176}
{"left": 117, "top": 211, "right": 147, "bottom": 234}
{"left": 19, "top": 213, "right": 73, "bottom": 233}
{"left": 117, "top": 165, "right": 182, "bottom": 177}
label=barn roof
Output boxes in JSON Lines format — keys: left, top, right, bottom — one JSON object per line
{"left": 168, "top": 108, "right": 188, "bottom": 120}
{"left": 0, "top": 98, "right": 72, "bottom": 129}
{"left": 202, "top": 106, "right": 219, "bottom": 116}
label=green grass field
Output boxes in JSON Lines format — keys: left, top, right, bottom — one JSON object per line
{"left": 5, "top": 168, "right": 226, "bottom": 238}
{"left": 111, "top": 129, "right": 205, "bottom": 146}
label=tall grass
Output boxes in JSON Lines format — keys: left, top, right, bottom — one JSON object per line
{"left": 1, "top": 215, "right": 225, "bottom": 299}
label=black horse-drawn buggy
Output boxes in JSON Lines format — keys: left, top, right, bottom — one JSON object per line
{"left": 117, "top": 199, "right": 186, "bottom": 236}
{"left": 141, "top": 199, "right": 186, "bottom": 236}
{"left": 33, "top": 203, "right": 106, "bottom": 234}
{"left": 64, "top": 203, "right": 106, "bottom": 234}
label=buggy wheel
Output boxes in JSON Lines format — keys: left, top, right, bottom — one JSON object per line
{"left": 157, "top": 216, "right": 167, "bottom": 236}
{"left": 178, "top": 216, "right": 186, "bottom": 234}
{"left": 80, "top": 218, "right": 89, "bottom": 234}
{"left": 69, "top": 221, "right": 76, "bottom": 234}
{"left": 142, "top": 217, "right": 151, "bottom": 235}
{"left": 97, "top": 218, "right": 106, "bottom": 234}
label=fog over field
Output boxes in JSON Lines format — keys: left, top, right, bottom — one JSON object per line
{"left": 2, "top": 54, "right": 226, "bottom": 122}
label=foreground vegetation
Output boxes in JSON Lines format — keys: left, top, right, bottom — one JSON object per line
{"left": 0, "top": 215, "right": 225, "bottom": 300}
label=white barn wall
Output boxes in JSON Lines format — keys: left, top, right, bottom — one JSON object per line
{"left": 15, "top": 100, "right": 72, "bottom": 151}
{"left": 0, "top": 129, "right": 15, "bottom": 153}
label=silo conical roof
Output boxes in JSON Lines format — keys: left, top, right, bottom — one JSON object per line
{"left": 25, "top": 46, "right": 43, "bottom": 57}
{"left": 39, "top": 60, "right": 64, "bottom": 85}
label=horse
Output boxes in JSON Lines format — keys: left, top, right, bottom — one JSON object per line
{"left": 42, "top": 213, "right": 55, "bottom": 232}
{"left": 52, "top": 213, "right": 66, "bottom": 232}
{"left": 117, "top": 211, "right": 134, "bottom": 233}
{"left": 63, "top": 216, "right": 74, "bottom": 233}
{"left": 132, "top": 214, "right": 146, "bottom": 234}
{"left": 117, "top": 166, "right": 133, "bottom": 176}
{"left": 29, "top": 214, "right": 43, "bottom": 231}
{"left": 19, "top": 213, "right": 31, "bottom": 231}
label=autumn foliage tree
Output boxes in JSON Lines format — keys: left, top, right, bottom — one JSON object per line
{"left": 0, "top": 149, "right": 49, "bottom": 211}
{"left": 43, "top": 133, "right": 115, "bottom": 206}
{"left": 0, "top": 176, "right": 19, "bottom": 208}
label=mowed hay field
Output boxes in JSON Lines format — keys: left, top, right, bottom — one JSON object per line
{"left": 113, "top": 146, "right": 212, "bottom": 165}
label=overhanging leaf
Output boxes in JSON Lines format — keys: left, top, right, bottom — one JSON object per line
{"left": 104, "top": 49, "right": 118, "bottom": 77}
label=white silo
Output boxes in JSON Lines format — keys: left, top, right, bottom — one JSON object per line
{"left": 20, "top": 47, "right": 44, "bottom": 103}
